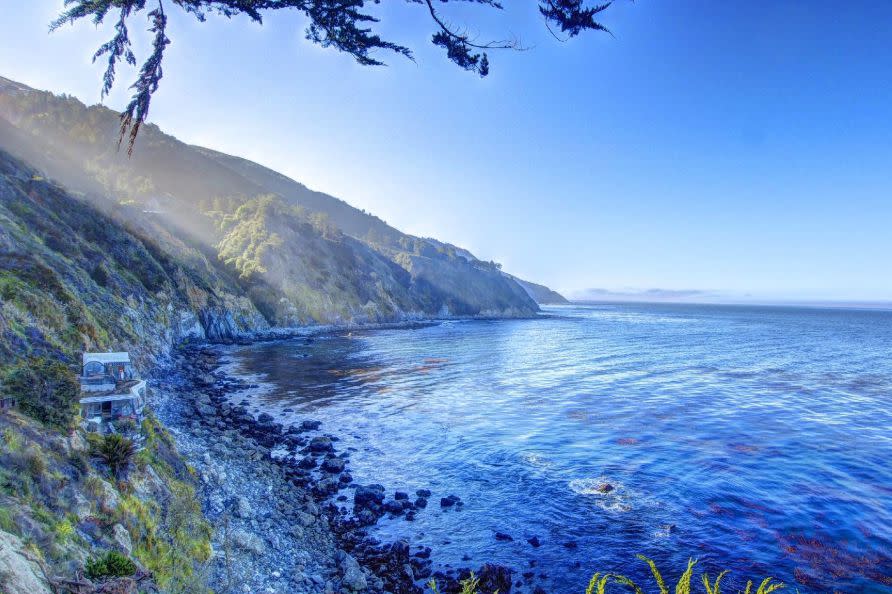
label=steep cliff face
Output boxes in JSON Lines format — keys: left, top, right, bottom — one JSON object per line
{"left": 0, "top": 76, "right": 544, "bottom": 323}
{"left": 0, "top": 149, "right": 267, "bottom": 368}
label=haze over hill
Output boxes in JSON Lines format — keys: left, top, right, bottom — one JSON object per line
{"left": 0, "top": 76, "right": 566, "bottom": 346}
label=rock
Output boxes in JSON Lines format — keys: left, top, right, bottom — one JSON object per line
{"left": 320, "top": 457, "right": 346, "bottom": 473}
{"left": 309, "top": 437, "right": 334, "bottom": 453}
{"left": 495, "top": 532, "right": 514, "bottom": 542}
{"left": 197, "top": 403, "right": 216, "bottom": 417}
{"left": 394, "top": 491, "right": 409, "bottom": 500}
{"left": 313, "top": 477, "right": 340, "bottom": 497}
{"left": 416, "top": 489, "right": 432, "bottom": 498}
{"left": 340, "top": 554, "right": 367, "bottom": 591}
{"left": 597, "top": 483, "right": 614, "bottom": 493}
{"left": 440, "top": 495, "right": 461, "bottom": 508}
{"left": 72, "top": 493, "right": 92, "bottom": 520}
{"left": 112, "top": 523, "right": 133, "bottom": 555}
{"left": 383, "top": 500, "right": 405, "bottom": 515}
{"left": 233, "top": 496, "right": 253, "bottom": 518}
{"left": 296, "top": 511, "right": 315, "bottom": 527}
{"left": 257, "top": 412, "right": 275, "bottom": 424}
{"left": 477, "top": 564, "right": 512, "bottom": 594}
{"left": 527, "top": 536, "right": 542, "bottom": 547}
{"left": 300, "top": 420, "right": 322, "bottom": 431}
{"left": 414, "top": 497, "right": 428, "bottom": 509}
{"left": 298, "top": 456, "right": 318, "bottom": 469}
{"left": 68, "top": 431, "right": 88, "bottom": 453}
{"left": 354, "top": 484, "right": 385, "bottom": 509}
{"left": 229, "top": 529, "right": 264, "bottom": 555}
{"left": 0, "top": 530, "right": 53, "bottom": 594}
{"left": 96, "top": 479, "right": 120, "bottom": 513}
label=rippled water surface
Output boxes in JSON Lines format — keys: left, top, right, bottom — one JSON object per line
{"left": 226, "top": 304, "right": 892, "bottom": 593}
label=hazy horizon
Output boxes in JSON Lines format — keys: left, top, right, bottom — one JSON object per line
{"left": 2, "top": 1, "right": 891, "bottom": 302}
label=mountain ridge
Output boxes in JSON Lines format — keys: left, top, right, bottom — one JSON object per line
{"left": 0, "top": 75, "right": 564, "bottom": 331}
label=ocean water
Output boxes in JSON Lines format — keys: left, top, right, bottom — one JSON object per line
{"left": 224, "top": 304, "right": 892, "bottom": 593}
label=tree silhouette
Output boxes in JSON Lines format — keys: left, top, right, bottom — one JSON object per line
{"left": 51, "top": 1, "right": 618, "bottom": 153}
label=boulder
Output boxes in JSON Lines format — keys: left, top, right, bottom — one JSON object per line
{"left": 440, "top": 495, "right": 461, "bottom": 508}
{"left": 112, "top": 523, "right": 133, "bottom": 555}
{"left": 0, "top": 530, "right": 53, "bottom": 594}
{"left": 340, "top": 553, "right": 367, "bottom": 592}
{"left": 477, "top": 564, "right": 512, "bottom": 594}
{"left": 320, "top": 457, "right": 346, "bottom": 473}
{"left": 309, "top": 436, "right": 334, "bottom": 453}
{"left": 229, "top": 529, "right": 264, "bottom": 555}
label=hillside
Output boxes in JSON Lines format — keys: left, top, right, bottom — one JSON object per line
{"left": 510, "top": 277, "right": 570, "bottom": 305}
{"left": 0, "top": 75, "right": 557, "bottom": 324}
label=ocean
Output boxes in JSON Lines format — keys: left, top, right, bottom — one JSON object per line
{"left": 222, "top": 303, "right": 892, "bottom": 593}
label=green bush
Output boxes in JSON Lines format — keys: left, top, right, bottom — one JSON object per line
{"left": 582, "top": 556, "right": 785, "bottom": 594}
{"left": 93, "top": 434, "right": 136, "bottom": 478}
{"left": 3, "top": 357, "right": 80, "bottom": 430}
{"left": 85, "top": 550, "right": 137, "bottom": 580}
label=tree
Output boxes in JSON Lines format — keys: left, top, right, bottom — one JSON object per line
{"left": 51, "top": 1, "right": 618, "bottom": 153}
{"left": 3, "top": 357, "right": 80, "bottom": 430}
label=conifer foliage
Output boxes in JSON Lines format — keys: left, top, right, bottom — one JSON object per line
{"left": 51, "top": 1, "right": 616, "bottom": 152}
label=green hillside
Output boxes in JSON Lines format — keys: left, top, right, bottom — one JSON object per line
{"left": 0, "top": 75, "right": 555, "bottom": 328}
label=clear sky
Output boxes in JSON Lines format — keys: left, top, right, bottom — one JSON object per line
{"left": 2, "top": 1, "right": 891, "bottom": 303}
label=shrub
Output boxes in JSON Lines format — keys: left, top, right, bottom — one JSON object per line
{"left": 3, "top": 357, "right": 80, "bottom": 430}
{"left": 85, "top": 550, "right": 137, "bottom": 580}
{"left": 93, "top": 434, "right": 136, "bottom": 478}
{"left": 23, "top": 446, "right": 46, "bottom": 478}
{"left": 1, "top": 428, "right": 22, "bottom": 452}
{"left": 582, "top": 555, "right": 786, "bottom": 594}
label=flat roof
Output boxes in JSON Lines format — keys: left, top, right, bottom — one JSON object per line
{"left": 82, "top": 352, "right": 131, "bottom": 365}
{"left": 80, "top": 393, "right": 140, "bottom": 404}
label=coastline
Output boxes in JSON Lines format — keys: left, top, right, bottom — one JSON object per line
{"left": 150, "top": 332, "right": 518, "bottom": 594}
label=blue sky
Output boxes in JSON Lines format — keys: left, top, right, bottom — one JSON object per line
{"left": 2, "top": 1, "right": 891, "bottom": 302}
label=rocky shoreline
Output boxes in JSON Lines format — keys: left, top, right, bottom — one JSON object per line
{"left": 150, "top": 340, "right": 521, "bottom": 594}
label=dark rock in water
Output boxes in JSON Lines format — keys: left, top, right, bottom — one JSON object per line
{"left": 440, "top": 494, "right": 462, "bottom": 508}
{"left": 300, "top": 419, "right": 322, "bottom": 431}
{"left": 416, "top": 489, "right": 432, "bottom": 498}
{"left": 320, "top": 456, "right": 346, "bottom": 473}
{"left": 563, "top": 540, "right": 578, "bottom": 549}
{"left": 405, "top": 511, "right": 416, "bottom": 521}
{"left": 384, "top": 500, "right": 406, "bottom": 515}
{"left": 449, "top": 564, "right": 512, "bottom": 594}
{"left": 414, "top": 497, "right": 428, "bottom": 509}
{"left": 414, "top": 547, "right": 432, "bottom": 559}
{"left": 597, "top": 483, "right": 614, "bottom": 493}
{"left": 312, "top": 477, "right": 339, "bottom": 498}
{"left": 527, "top": 536, "right": 542, "bottom": 547}
{"left": 353, "top": 484, "right": 386, "bottom": 523}
{"left": 338, "top": 472, "right": 353, "bottom": 484}
{"left": 257, "top": 412, "right": 275, "bottom": 424}
{"left": 282, "top": 408, "right": 294, "bottom": 413}
{"left": 309, "top": 436, "right": 334, "bottom": 453}
{"left": 394, "top": 491, "right": 409, "bottom": 500}
{"left": 354, "top": 484, "right": 385, "bottom": 507}
{"left": 298, "top": 456, "right": 317, "bottom": 469}
{"left": 495, "top": 532, "right": 514, "bottom": 542}
{"left": 533, "top": 588, "right": 547, "bottom": 594}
